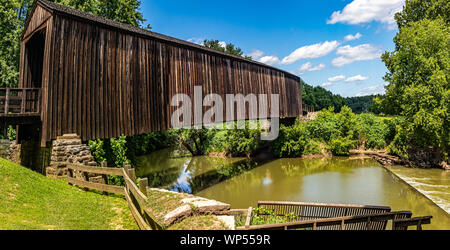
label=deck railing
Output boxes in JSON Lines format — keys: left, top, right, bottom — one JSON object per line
{"left": 302, "top": 103, "right": 314, "bottom": 114}
{"left": 236, "top": 201, "right": 432, "bottom": 230}
{"left": 0, "top": 88, "right": 41, "bottom": 115}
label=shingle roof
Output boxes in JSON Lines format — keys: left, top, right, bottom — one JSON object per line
{"left": 34, "top": 0, "right": 299, "bottom": 80}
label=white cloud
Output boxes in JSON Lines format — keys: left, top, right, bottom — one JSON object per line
{"left": 356, "top": 84, "right": 386, "bottom": 96}
{"left": 299, "top": 62, "right": 326, "bottom": 72}
{"left": 281, "top": 41, "right": 340, "bottom": 65}
{"left": 259, "top": 55, "right": 281, "bottom": 66}
{"left": 327, "top": 0, "right": 405, "bottom": 28}
{"left": 344, "top": 32, "right": 362, "bottom": 41}
{"left": 345, "top": 75, "right": 369, "bottom": 82}
{"left": 328, "top": 75, "right": 346, "bottom": 82}
{"left": 332, "top": 44, "right": 381, "bottom": 67}
{"left": 246, "top": 50, "right": 265, "bottom": 60}
{"left": 187, "top": 37, "right": 204, "bottom": 45}
{"left": 218, "top": 41, "right": 227, "bottom": 48}
{"left": 322, "top": 82, "right": 333, "bottom": 87}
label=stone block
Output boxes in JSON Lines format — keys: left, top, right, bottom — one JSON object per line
{"left": 164, "top": 205, "right": 193, "bottom": 226}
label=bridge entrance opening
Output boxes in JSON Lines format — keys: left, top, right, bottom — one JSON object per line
{"left": 25, "top": 29, "right": 46, "bottom": 89}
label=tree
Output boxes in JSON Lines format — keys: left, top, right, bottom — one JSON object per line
{"left": 0, "top": 0, "right": 147, "bottom": 88}
{"left": 203, "top": 39, "right": 252, "bottom": 59}
{"left": 379, "top": 0, "right": 449, "bottom": 161}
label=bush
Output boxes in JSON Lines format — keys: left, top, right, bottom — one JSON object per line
{"left": 328, "top": 136, "right": 356, "bottom": 156}
{"left": 303, "top": 140, "right": 322, "bottom": 155}
{"left": 272, "top": 122, "right": 309, "bottom": 158}
{"left": 354, "top": 114, "right": 388, "bottom": 149}
{"left": 306, "top": 119, "right": 341, "bottom": 142}
{"left": 387, "top": 125, "right": 410, "bottom": 159}
{"left": 222, "top": 122, "right": 261, "bottom": 157}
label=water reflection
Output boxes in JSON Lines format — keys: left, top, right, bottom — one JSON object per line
{"left": 135, "top": 148, "right": 261, "bottom": 193}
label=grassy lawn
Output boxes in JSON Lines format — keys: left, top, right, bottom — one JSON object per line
{"left": 0, "top": 158, "right": 138, "bottom": 230}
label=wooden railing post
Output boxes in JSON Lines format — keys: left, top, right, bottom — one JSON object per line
{"left": 4, "top": 88, "right": 9, "bottom": 114}
{"left": 21, "top": 89, "right": 26, "bottom": 114}
{"left": 138, "top": 178, "right": 148, "bottom": 195}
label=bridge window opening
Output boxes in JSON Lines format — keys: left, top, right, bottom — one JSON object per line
{"left": 25, "top": 29, "right": 46, "bottom": 89}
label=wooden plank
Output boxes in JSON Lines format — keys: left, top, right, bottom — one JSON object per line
{"left": 65, "top": 163, "right": 125, "bottom": 176}
{"left": 124, "top": 187, "right": 152, "bottom": 230}
{"left": 67, "top": 177, "right": 125, "bottom": 195}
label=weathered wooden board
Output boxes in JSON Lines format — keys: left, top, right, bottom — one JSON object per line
{"left": 67, "top": 177, "right": 125, "bottom": 195}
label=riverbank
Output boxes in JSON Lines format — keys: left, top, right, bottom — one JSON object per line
{"left": 0, "top": 158, "right": 138, "bottom": 230}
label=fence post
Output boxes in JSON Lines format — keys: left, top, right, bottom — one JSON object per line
{"left": 138, "top": 178, "right": 148, "bottom": 195}
{"left": 125, "top": 163, "right": 136, "bottom": 183}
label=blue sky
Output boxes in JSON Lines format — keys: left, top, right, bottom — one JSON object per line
{"left": 140, "top": 0, "right": 405, "bottom": 97}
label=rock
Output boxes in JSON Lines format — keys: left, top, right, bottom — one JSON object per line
{"left": 182, "top": 197, "right": 230, "bottom": 213}
{"left": 164, "top": 205, "right": 192, "bottom": 226}
{"left": 216, "top": 216, "right": 235, "bottom": 230}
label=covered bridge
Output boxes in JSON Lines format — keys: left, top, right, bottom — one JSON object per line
{"left": 1, "top": 0, "right": 305, "bottom": 146}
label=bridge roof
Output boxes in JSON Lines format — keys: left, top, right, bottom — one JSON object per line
{"left": 33, "top": 0, "right": 300, "bottom": 81}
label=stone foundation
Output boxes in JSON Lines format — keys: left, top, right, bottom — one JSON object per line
{"left": 47, "top": 134, "right": 103, "bottom": 182}
{"left": 0, "top": 139, "right": 10, "bottom": 159}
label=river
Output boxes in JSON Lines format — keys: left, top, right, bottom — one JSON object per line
{"left": 136, "top": 149, "right": 450, "bottom": 230}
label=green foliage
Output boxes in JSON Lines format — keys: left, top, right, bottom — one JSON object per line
{"left": 125, "top": 131, "right": 176, "bottom": 165}
{"left": 302, "top": 82, "right": 346, "bottom": 112}
{"left": 176, "top": 127, "right": 217, "bottom": 156}
{"left": 387, "top": 125, "right": 410, "bottom": 159}
{"left": 395, "top": 0, "right": 449, "bottom": 29}
{"left": 272, "top": 122, "right": 309, "bottom": 158}
{"left": 380, "top": 1, "right": 449, "bottom": 160}
{"left": 248, "top": 207, "right": 298, "bottom": 226}
{"left": 222, "top": 122, "right": 262, "bottom": 157}
{"left": 305, "top": 108, "right": 341, "bottom": 141}
{"left": 203, "top": 39, "right": 252, "bottom": 59}
{"left": 303, "top": 140, "right": 322, "bottom": 155}
{"left": 329, "top": 136, "right": 356, "bottom": 156}
{"left": 88, "top": 139, "right": 106, "bottom": 164}
{"left": 354, "top": 114, "right": 388, "bottom": 149}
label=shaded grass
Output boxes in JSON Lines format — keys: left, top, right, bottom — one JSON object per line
{"left": 0, "top": 158, "right": 138, "bottom": 230}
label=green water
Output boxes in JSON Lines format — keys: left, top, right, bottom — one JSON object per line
{"left": 136, "top": 150, "right": 450, "bottom": 230}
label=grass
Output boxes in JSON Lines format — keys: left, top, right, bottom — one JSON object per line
{"left": 168, "top": 216, "right": 229, "bottom": 230}
{"left": 0, "top": 158, "right": 138, "bottom": 230}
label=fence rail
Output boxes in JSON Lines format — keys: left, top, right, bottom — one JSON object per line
{"left": 237, "top": 210, "right": 431, "bottom": 230}
{"left": 66, "top": 162, "right": 163, "bottom": 230}
{"left": 0, "top": 88, "right": 41, "bottom": 116}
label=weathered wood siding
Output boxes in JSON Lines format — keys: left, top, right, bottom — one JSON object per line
{"left": 21, "top": 1, "right": 303, "bottom": 144}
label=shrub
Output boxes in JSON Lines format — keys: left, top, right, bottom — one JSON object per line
{"left": 328, "top": 136, "right": 356, "bottom": 156}
{"left": 354, "top": 113, "right": 388, "bottom": 149}
{"left": 303, "top": 140, "right": 322, "bottom": 155}
{"left": 306, "top": 110, "right": 340, "bottom": 142}
{"left": 222, "top": 122, "right": 261, "bottom": 157}
{"left": 387, "top": 125, "right": 410, "bottom": 159}
{"left": 272, "top": 122, "right": 309, "bottom": 158}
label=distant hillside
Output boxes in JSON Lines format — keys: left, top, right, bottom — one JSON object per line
{"left": 302, "top": 81, "right": 379, "bottom": 113}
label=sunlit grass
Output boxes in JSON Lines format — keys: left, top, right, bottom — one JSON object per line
{"left": 0, "top": 158, "right": 138, "bottom": 230}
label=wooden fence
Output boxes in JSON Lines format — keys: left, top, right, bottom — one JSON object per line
{"left": 67, "top": 162, "right": 163, "bottom": 230}
{"left": 0, "top": 88, "right": 41, "bottom": 115}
